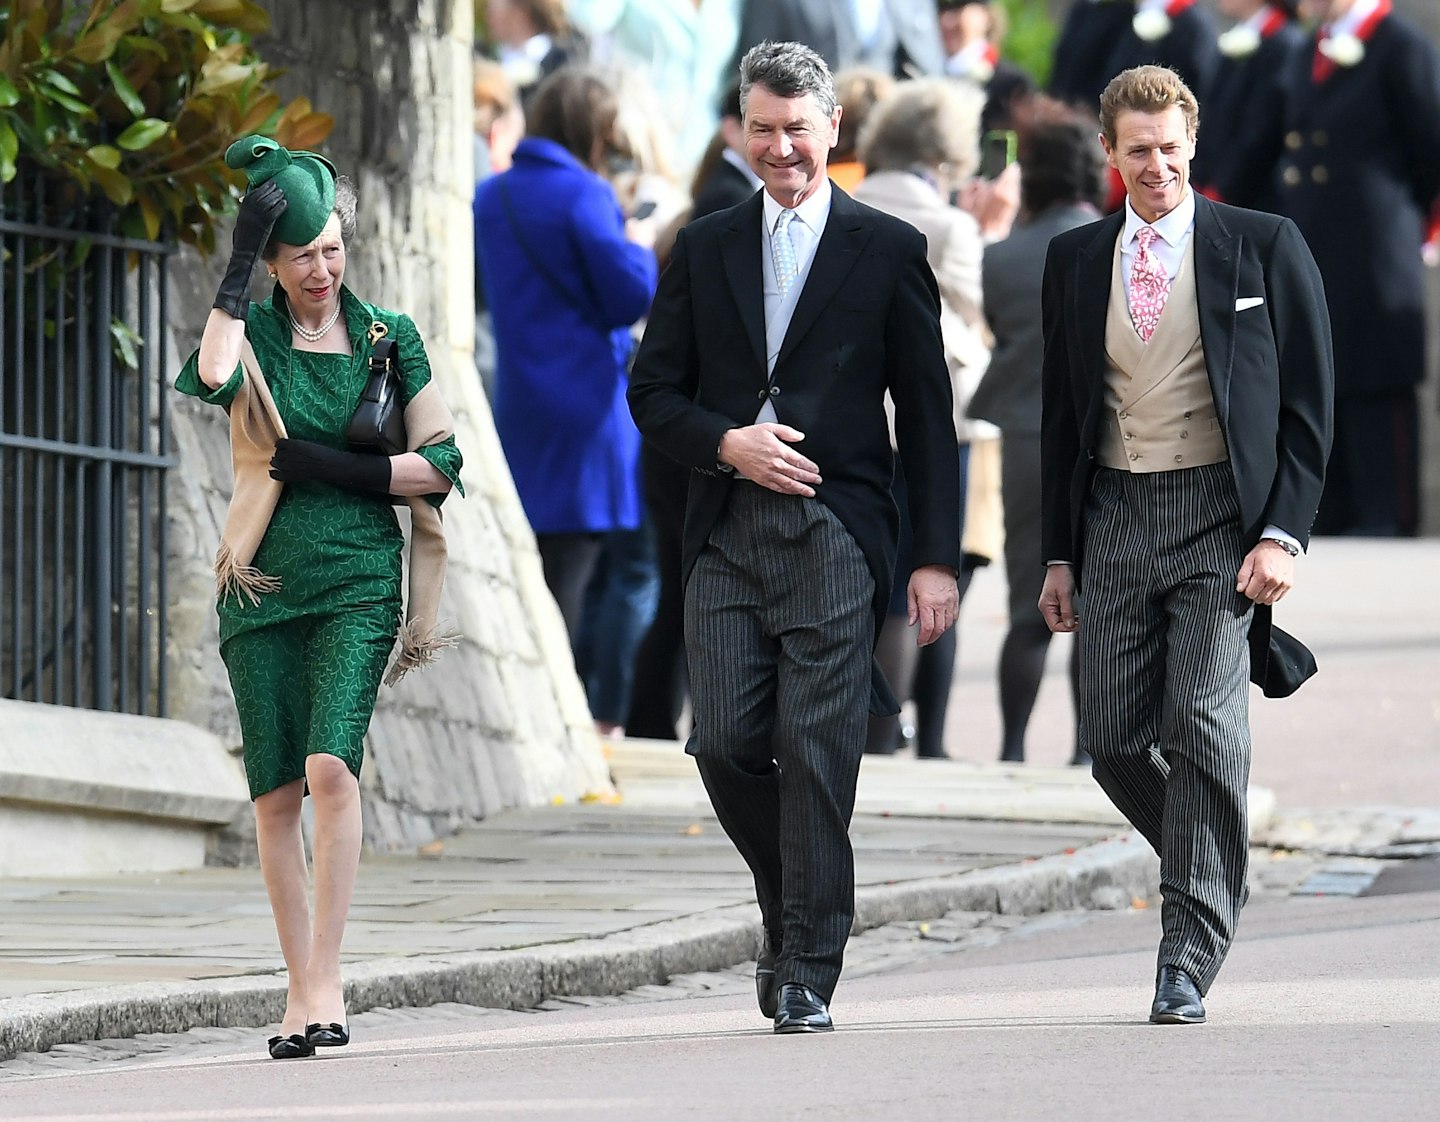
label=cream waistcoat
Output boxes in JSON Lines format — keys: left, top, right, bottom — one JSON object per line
{"left": 1096, "top": 236, "right": 1229, "bottom": 473}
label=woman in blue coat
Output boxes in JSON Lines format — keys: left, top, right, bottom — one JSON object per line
{"left": 474, "top": 67, "right": 658, "bottom": 641}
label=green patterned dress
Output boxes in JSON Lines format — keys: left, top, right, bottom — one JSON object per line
{"left": 176, "top": 287, "right": 463, "bottom": 799}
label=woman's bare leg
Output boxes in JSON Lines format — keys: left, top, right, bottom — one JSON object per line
{"left": 253, "top": 779, "right": 310, "bottom": 1036}
{"left": 304, "top": 754, "right": 362, "bottom": 1026}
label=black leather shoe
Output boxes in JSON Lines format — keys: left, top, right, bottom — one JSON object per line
{"left": 306, "top": 1022, "right": 350, "bottom": 1047}
{"left": 756, "top": 939, "right": 779, "bottom": 1019}
{"left": 773, "top": 983, "right": 834, "bottom": 1034}
{"left": 268, "top": 1033, "right": 315, "bottom": 1059}
{"left": 1150, "top": 965, "right": 1206, "bottom": 1024}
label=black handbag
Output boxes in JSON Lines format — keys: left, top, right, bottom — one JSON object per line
{"left": 347, "top": 321, "right": 406, "bottom": 456}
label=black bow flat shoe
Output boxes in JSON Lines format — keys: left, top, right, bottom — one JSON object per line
{"left": 268, "top": 1033, "right": 315, "bottom": 1059}
{"left": 306, "top": 1022, "right": 351, "bottom": 1047}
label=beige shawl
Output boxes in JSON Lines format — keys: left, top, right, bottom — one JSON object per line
{"left": 216, "top": 338, "right": 457, "bottom": 686}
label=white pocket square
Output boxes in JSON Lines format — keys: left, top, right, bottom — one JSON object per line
{"left": 1235, "top": 297, "right": 1265, "bottom": 311}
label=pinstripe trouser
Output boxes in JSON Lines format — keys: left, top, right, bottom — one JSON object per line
{"left": 1077, "top": 463, "right": 1252, "bottom": 995}
{"left": 685, "top": 482, "right": 875, "bottom": 1003}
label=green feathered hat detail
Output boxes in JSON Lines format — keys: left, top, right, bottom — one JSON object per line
{"left": 225, "top": 135, "right": 338, "bottom": 246}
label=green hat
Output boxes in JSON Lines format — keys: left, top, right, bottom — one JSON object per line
{"left": 225, "top": 134, "right": 338, "bottom": 246}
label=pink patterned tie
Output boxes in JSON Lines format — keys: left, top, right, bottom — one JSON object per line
{"left": 1130, "top": 225, "right": 1170, "bottom": 342}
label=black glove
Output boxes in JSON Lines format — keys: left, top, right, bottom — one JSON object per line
{"left": 269, "top": 439, "right": 392, "bottom": 493}
{"left": 213, "top": 180, "right": 288, "bottom": 321}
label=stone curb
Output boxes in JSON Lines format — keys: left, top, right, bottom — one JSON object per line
{"left": 0, "top": 832, "right": 1156, "bottom": 1062}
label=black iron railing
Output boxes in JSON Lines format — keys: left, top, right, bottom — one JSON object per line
{"left": 0, "top": 173, "right": 175, "bottom": 716}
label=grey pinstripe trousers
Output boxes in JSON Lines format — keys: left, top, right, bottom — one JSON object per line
{"left": 685, "top": 482, "right": 875, "bottom": 1003}
{"left": 1077, "top": 463, "right": 1252, "bottom": 995}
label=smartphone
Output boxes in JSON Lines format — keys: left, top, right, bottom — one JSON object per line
{"left": 629, "top": 199, "right": 658, "bottom": 220}
{"left": 979, "top": 129, "right": 1017, "bottom": 180}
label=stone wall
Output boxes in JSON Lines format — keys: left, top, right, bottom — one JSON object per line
{"left": 165, "top": 0, "right": 609, "bottom": 856}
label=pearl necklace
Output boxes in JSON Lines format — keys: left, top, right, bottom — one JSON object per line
{"left": 289, "top": 302, "right": 341, "bottom": 342}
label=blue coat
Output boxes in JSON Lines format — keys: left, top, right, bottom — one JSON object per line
{"left": 474, "top": 137, "right": 657, "bottom": 534}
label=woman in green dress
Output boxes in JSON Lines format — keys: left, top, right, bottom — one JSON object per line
{"left": 175, "top": 138, "right": 463, "bottom": 1060}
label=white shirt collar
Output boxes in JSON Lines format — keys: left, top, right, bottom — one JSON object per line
{"left": 762, "top": 177, "right": 833, "bottom": 238}
{"left": 1330, "top": 0, "right": 1382, "bottom": 38}
{"left": 1123, "top": 188, "right": 1195, "bottom": 247}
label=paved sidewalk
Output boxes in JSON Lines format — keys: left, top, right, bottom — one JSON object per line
{"left": 0, "top": 759, "right": 1166, "bottom": 1062}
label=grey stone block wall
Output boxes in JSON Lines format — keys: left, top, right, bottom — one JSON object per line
{"left": 164, "top": 0, "right": 609, "bottom": 859}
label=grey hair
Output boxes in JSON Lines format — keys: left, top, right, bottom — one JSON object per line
{"left": 739, "top": 40, "right": 837, "bottom": 119}
{"left": 858, "top": 78, "right": 984, "bottom": 180}
{"left": 332, "top": 175, "right": 358, "bottom": 242}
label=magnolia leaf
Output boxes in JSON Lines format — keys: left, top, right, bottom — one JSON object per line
{"left": 277, "top": 111, "right": 334, "bottom": 151}
{"left": 191, "top": 1, "right": 244, "bottom": 23}
{"left": 118, "top": 34, "right": 169, "bottom": 60}
{"left": 138, "top": 195, "right": 162, "bottom": 240}
{"left": 69, "top": 24, "right": 124, "bottom": 64}
{"left": 42, "top": 69, "right": 82, "bottom": 97}
{"left": 159, "top": 0, "right": 200, "bottom": 12}
{"left": 194, "top": 61, "right": 253, "bottom": 97}
{"left": 0, "top": 76, "right": 17, "bottom": 108}
{"left": 236, "top": 90, "right": 279, "bottom": 134}
{"left": 116, "top": 117, "right": 168, "bottom": 150}
{"left": 85, "top": 143, "right": 121, "bottom": 169}
{"left": 109, "top": 319, "right": 143, "bottom": 368}
{"left": 91, "top": 165, "right": 134, "bottom": 206}
{"left": 105, "top": 60, "right": 146, "bottom": 117}
{"left": 194, "top": 0, "right": 270, "bottom": 34}
{"left": 0, "top": 120, "right": 17, "bottom": 182}
{"left": 42, "top": 85, "right": 97, "bottom": 119}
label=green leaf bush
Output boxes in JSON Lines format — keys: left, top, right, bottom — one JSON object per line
{"left": 0, "top": 0, "right": 333, "bottom": 253}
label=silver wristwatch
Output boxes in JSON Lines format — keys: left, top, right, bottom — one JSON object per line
{"left": 1263, "top": 537, "right": 1300, "bottom": 557}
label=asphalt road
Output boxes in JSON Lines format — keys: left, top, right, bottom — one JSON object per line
{"left": 4, "top": 888, "right": 1435, "bottom": 1122}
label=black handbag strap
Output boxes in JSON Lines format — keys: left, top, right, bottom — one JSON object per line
{"left": 497, "top": 178, "right": 607, "bottom": 332}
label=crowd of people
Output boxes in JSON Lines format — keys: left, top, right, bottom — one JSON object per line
{"left": 470, "top": 0, "right": 1440, "bottom": 761}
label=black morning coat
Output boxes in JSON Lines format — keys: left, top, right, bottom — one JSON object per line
{"left": 1050, "top": 1, "right": 1220, "bottom": 110}
{"left": 1193, "top": 18, "right": 1310, "bottom": 212}
{"left": 1039, "top": 194, "right": 1335, "bottom": 696}
{"left": 627, "top": 186, "right": 961, "bottom": 714}
{"left": 1272, "top": 9, "right": 1440, "bottom": 399}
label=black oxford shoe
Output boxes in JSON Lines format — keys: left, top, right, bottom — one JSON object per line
{"left": 773, "top": 983, "right": 834, "bottom": 1034}
{"left": 1150, "top": 965, "right": 1206, "bottom": 1024}
{"left": 756, "top": 940, "right": 779, "bottom": 1019}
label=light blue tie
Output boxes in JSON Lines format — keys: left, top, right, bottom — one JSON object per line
{"left": 772, "top": 208, "right": 799, "bottom": 297}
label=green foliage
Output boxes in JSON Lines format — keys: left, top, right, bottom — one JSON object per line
{"left": 998, "top": 0, "right": 1059, "bottom": 89}
{"left": 0, "top": 0, "right": 334, "bottom": 253}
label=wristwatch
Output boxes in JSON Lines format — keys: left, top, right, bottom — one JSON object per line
{"left": 1262, "top": 536, "right": 1300, "bottom": 557}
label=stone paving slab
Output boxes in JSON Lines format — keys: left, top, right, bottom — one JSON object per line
{"left": 0, "top": 794, "right": 1161, "bottom": 1062}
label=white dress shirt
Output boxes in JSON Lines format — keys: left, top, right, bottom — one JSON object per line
{"left": 755, "top": 181, "right": 833, "bottom": 422}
